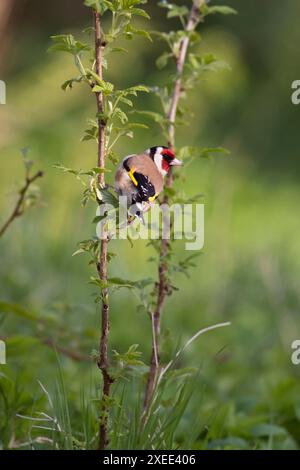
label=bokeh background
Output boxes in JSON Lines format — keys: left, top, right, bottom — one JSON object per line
{"left": 1, "top": 0, "right": 300, "bottom": 450}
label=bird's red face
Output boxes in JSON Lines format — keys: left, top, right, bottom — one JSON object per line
{"left": 149, "top": 146, "right": 183, "bottom": 175}
{"left": 160, "top": 147, "right": 183, "bottom": 173}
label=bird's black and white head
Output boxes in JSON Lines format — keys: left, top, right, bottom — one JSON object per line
{"left": 147, "top": 146, "right": 183, "bottom": 176}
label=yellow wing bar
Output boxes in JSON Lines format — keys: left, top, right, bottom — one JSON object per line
{"left": 128, "top": 168, "right": 138, "bottom": 186}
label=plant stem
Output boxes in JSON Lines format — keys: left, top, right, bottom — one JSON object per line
{"left": 143, "top": 0, "right": 203, "bottom": 416}
{"left": 94, "top": 10, "right": 113, "bottom": 450}
{"left": 0, "top": 170, "right": 43, "bottom": 238}
{"left": 0, "top": 335, "right": 90, "bottom": 362}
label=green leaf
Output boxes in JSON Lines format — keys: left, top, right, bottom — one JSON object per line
{"left": 89, "top": 277, "right": 109, "bottom": 290}
{"left": 49, "top": 34, "right": 90, "bottom": 55}
{"left": 167, "top": 6, "right": 189, "bottom": 19}
{"left": 134, "top": 278, "right": 153, "bottom": 290}
{"left": 123, "top": 85, "right": 150, "bottom": 96}
{"left": 114, "top": 107, "right": 128, "bottom": 124}
{"left": 89, "top": 276, "right": 135, "bottom": 290}
{"left": 72, "top": 238, "right": 100, "bottom": 259}
{"left": 84, "top": 0, "right": 113, "bottom": 14}
{"left": 53, "top": 163, "right": 110, "bottom": 179}
{"left": 125, "top": 24, "right": 152, "bottom": 42}
{"left": 113, "top": 344, "right": 145, "bottom": 368}
{"left": 156, "top": 52, "right": 173, "bottom": 70}
{"left": 82, "top": 26, "right": 95, "bottom": 35}
{"left": 72, "top": 248, "right": 86, "bottom": 257}
{"left": 130, "top": 8, "right": 150, "bottom": 19}
{"left": 110, "top": 47, "right": 128, "bottom": 54}
{"left": 179, "top": 146, "right": 230, "bottom": 161}
{"left": 158, "top": 0, "right": 187, "bottom": 12}
{"left": 188, "top": 53, "right": 230, "bottom": 74}
{"left": 201, "top": 5, "right": 237, "bottom": 17}
{"left": 133, "top": 110, "right": 165, "bottom": 123}
{"left": 81, "top": 121, "right": 99, "bottom": 142}
{"left": 88, "top": 69, "right": 114, "bottom": 92}
{"left": 92, "top": 81, "right": 114, "bottom": 95}
{"left": 107, "top": 150, "right": 119, "bottom": 165}
{"left": 91, "top": 167, "right": 110, "bottom": 174}
{"left": 107, "top": 252, "right": 116, "bottom": 262}
{"left": 98, "top": 188, "right": 119, "bottom": 207}
{"left": 127, "top": 122, "right": 148, "bottom": 129}
{"left": 198, "top": 147, "right": 230, "bottom": 159}
{"left": 119, "top": 96, "right": 133, "bottom": 107}
{"left": 122, "top": 0, "right": 146, "bottom": 6}
{"left": 61, "top": 77, "right": 83, "bottom": 91}
{"left": 108, "top": 277, "right": 135, "bottom": 288}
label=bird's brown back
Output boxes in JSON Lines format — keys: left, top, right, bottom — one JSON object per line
{"left": 126, "top": 153, "right": 164, "bottom": 194}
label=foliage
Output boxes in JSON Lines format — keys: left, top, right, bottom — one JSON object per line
{"left": 134, "top": 1, "right": 234, "bottom": 345}
{"left": 0, "top": 149, "right": 43, "bottom": 238}
{"left": 35, "top": 0, "right": 235, "bottom": 450}
{"left": 2, "top": 0, "right": 300, "bottom": 453}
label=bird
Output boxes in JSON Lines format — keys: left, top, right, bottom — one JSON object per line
{"left": 114, "top": 146, "right": 182, "bottom": 221}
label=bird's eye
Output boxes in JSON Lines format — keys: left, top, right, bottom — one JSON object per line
{"left": 162, "top": 152, "right": 174, "bottom": 163}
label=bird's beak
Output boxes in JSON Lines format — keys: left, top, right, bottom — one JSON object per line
{"left": 170, "top": 158, "right": 183, "bottom": 166}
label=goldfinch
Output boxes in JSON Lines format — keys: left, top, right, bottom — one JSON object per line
{"left": 114, "top": 146, "right": 182, "bottom": 219}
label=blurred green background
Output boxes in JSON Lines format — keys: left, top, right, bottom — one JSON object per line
{"left": 1, "top": 0, "right": 300, "bottom": 450}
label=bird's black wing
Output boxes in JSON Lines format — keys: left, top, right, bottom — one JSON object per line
{"left": 133, "top": 172, "right": 156, "bottom": 202}
{"left": 123, "top": 158, "right": 156, "bottom": 202}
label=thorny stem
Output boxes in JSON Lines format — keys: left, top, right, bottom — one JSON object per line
{"left": 0, "top": 170, "right": 43, "bottom": 238}
{"left": 143, "top": 0, "right": 204, "bottom": 417}
{"left": 94, "top": 10, "right": 113, "bottom": 450}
